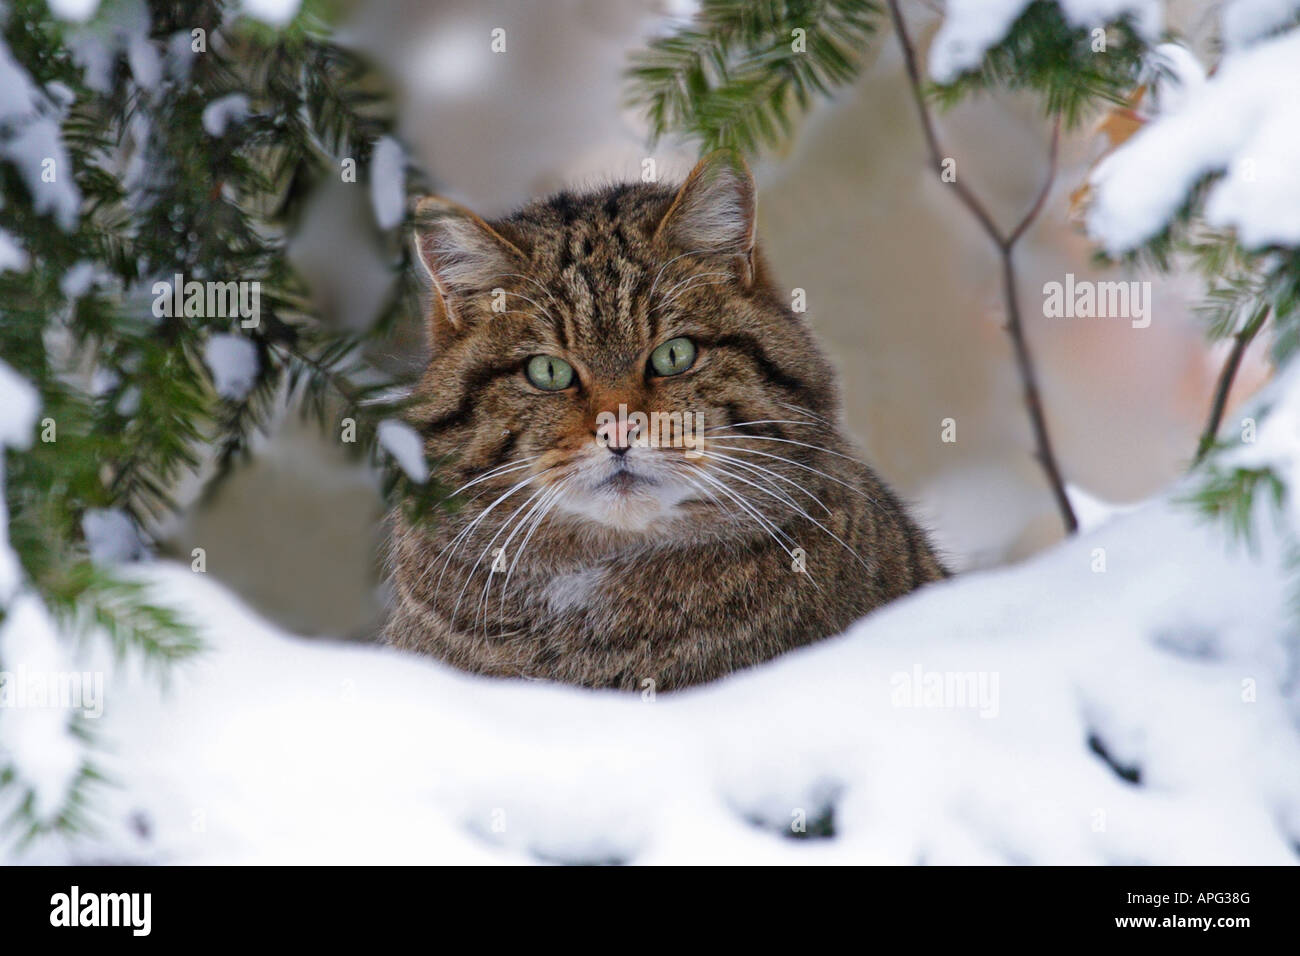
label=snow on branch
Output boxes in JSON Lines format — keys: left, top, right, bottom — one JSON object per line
{"left": 1088, "top": 29, "right": 1300, "bottom": 252}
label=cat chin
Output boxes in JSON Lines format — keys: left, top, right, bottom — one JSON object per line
{"left": 553, "top": 482, "right": 695, "bottom": 534}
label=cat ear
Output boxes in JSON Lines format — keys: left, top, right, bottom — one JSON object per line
{"left": 653, "top": 150, "right": 757, "bottom": 281}
{"left": 413, "top": 196, "right": 527, "bottom": 333}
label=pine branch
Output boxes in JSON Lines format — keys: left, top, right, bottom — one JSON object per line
{"left": 929, "top": 0, "right": 1148, "bottom": 128}
{"left": 1185, "top": 465, "right": 1286, "bottom": 548}
{"left": 626, "top": 0, "right": 882, "bottom": 152}
{"left": 1195, "top": 302, "right": 1269, "bottom": 465}
{"left": 0, "top": 0, "right": 439, "bottom": 846}
{"left": 2, "top": 754, "right": 106, "bottom": 848}
{"left": 43, "top": 563, "right": 203, "bottom": 672}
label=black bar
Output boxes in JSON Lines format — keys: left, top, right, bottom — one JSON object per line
{"left": 0, "top": 865, "right": 1287, "bottom": 942}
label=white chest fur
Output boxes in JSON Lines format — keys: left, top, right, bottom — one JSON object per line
{"left": 543, "top": 566, "right": 607, "bottom": 613}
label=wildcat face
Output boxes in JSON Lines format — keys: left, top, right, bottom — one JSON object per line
{"left": 388, "top": 151, "right": 945, "bottom": 690}
{"left": 411, "top": 152, "right": 837, "bottom": 538}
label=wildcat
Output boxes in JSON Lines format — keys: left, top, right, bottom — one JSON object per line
{"left": 386, "top": 151, "right": 946, "bottom": 691}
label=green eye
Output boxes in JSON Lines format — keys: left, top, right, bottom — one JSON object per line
{"left": 649, "top": 337, "right": 696, "bottom": 377}
{"left": 525, "top": 354, "right": 574, "bottom": 391}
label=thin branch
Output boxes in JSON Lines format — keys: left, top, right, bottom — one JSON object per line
{"left": 1006, "top": 120, "right": 1060, "bottom": 249}
{"left": 1000, "top": 249, "right": 1077, "bottom": 532}
{"left": 1195, "top": 302, "right": 1269, "bottom": 465}
{"left": 887, "top": 0, "right": 1078, "bottom": 534}
{"left": 889, "top": 0, "right": 1002, "bottom": 246}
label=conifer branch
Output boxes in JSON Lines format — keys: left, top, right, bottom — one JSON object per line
{"left": 0, "top": 0, "right": 438, "bottom": 841}
{"left": 1195, "top": 302, "right": 1269, "bottom": 466}
{"left": 627, "top": 0, "right": 882, "bottom": 152}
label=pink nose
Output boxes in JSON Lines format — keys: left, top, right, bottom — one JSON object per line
{"left": 596, "top": 417, "right": 638, "bottom": 450}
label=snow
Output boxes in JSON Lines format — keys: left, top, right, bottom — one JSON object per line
{"left": 59, "top": 261, "right": 97, "bottom": 299}
{"left": 4, "top": 343, "right": 1296, "bottom": 864}
{"left": 240, "top": 0, "right": 302, "bottom": 28}
{"left": 201, "top": 94, "right": 250, "bottom": 137}
{"left": 64, "top": 0, "right": 152, "bottom": 95}
{"left": 1088, "top": 28, "right": 1300, "bottom": 252}
{"left": 66, "top": 28, "right": 115, "bottom": 95}
{"left": 163, "top": 30, "right": 196, "bottom": 86}
{"left": 1141, "top": 42, "right": 1205, "bottom": 117}
{"left": 0, "top": 474, "right": 1295, "bottom": 863}
{"left": 0, "top": 34, "right": 77, "bottom": 231}
{"left": 1204, "top": 104, "right": 1300, "bottom": 248}
{"left": 369, "top": 136, "right": 406, "bottom": 230}
{"left": 0, "top": 359, "right": 40, "bottom": 603}
{"left": 928, "top": 0, "right": 1162, "bottom": 85}
{"left": 0, "top": 32, "right": 37, "bottom": 124}
{"left": 89, "top": 366, "right": 120, "bottom": 397}
{"left": 82, "top": 509, "right": 146, "bottom": 564}
{"left": 3, "top": 317, "right": 1299, "bottom": 863}
{"left": 47, "top": 0, "right": 101, "bottom": 22}
{"left": 203, "top": 334, "right": 259, "bottom": 401}
{"left": 0, "top": 363, "right": 81, "bottom": 820}
{"left": 1065, "top": 483, "right": 1138, "bottom": 532}
{"left": 126, "top": 29, "right": 161, "bottom": 91}
{"left": 1221, "top": 362, "right": 1300, "bottom": 532}
{"left": 0, "top": 359, "right": 39, "bottom": 453}
{"left": 1222, "top": 0, "right": 1300, "bottom": 50}
{"left": 377, "top": 419, "right": 428, "bottom": 483}
{"left": 0, "top": 595, "right": 85, "bottom": 820}
{"left": 0, "top": 228, "right": 27, "bottom": 273}
{"left": 928, "top": 0, "right": 1040, "bottom": 84}
{"left": 115, "top": 387, "right": 140, "bottom": 418}
{"left": 0, "top": 116, "right": 82, "bottom": 233}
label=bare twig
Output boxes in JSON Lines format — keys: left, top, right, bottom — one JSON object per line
{"left": 887, "top": 0, "right": 1078, "bottom": 534}
{"left": 1195, "top": 302, "right": 1269, "bottom": 465}
{"left": 1006, "top": 123, "right": 1060, "bottom": 249}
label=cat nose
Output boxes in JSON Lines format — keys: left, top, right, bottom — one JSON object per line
{"left": 594, "top": 417, "right": 640, "bottom": 451}
{"left": 595, "top": 429, "right": 632, "bottom": 456}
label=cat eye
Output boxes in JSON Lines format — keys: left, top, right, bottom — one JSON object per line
{"left": 525, "top": 354, "right": 575, "bottom": 391}
{"left": 649, "top": 337, "right": 696, "bottom": 377}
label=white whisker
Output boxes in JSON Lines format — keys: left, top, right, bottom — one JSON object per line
{"left": 679, "top": 470, "right": 822, "bottom": 590}
{"left": 688, "top": 469, "right": 798, "bottom": 556}
{"left": 652, "top": 271, "right": 732, "bottom": 314}
{"left": 499, "top": 291, "right": 556, "bottom": 324}
{"left": 440, "top": 456, "right": 539, "bottom": 502}
{"left": 704, "top": 418, "right": 821, "bottom": 433}
{"left": 453, "top": 482, "right": 552, "bottom": 627}
{"left": 696, "top": 450, "right": 832, "bottom": 515}
{"left": 706, "top": 442, "right": 883, "bottom": 508}
{"left": 703, "top": 460, "right": 871, "bottom": 574}
{"left": 775, "top": 401, "right": 833, "bottom": 426}
{"left": 496, "top": 477, "right": 570, "bottom": 621}
{"left": 705, "top": 432, "right": 866, "bottom": 465}
{"left": 477, "top": 479, "right": 568, "bottom": 633}
{"left": 490, "top": 272, "right": 564, "bottom": 317}
{"left": 433, "top": 471, "right": 544, "bottom": 598}
{"left": 645, "top": 248, "right": 715, "bottom": 305}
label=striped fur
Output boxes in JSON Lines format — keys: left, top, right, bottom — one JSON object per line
{"left": 386, "top": 152, "right": 946, "bottom": 691}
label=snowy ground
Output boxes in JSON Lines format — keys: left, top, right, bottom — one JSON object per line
{"left": 4, "top": 481, "right": 1297, "bottom": 865}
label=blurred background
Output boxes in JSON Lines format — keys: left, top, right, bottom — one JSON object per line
{"left": 160, "top": 0, "right": 1265, "bottom": 641}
